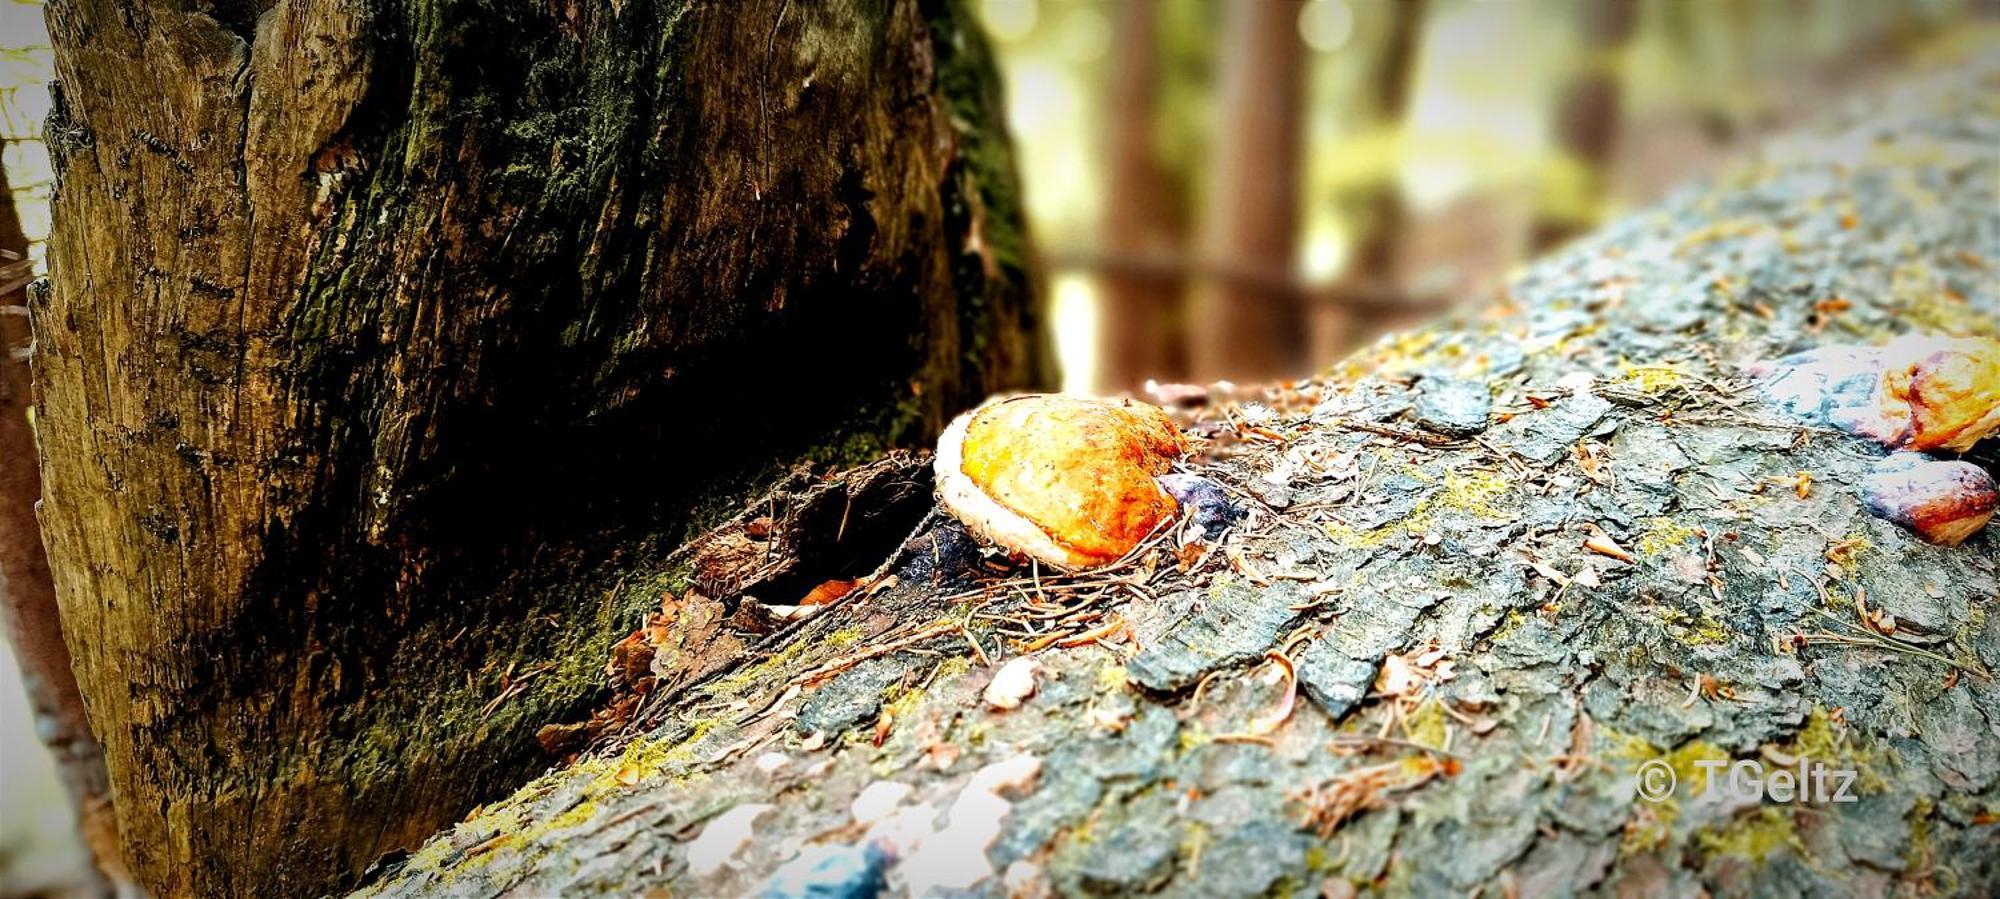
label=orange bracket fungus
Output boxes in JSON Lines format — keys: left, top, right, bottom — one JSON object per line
{"left": 1872, "top": 335, "right": 2000, "bottom": 452}
{"left": 935, "top": 394, "right": 1192, "bottom": 570}
{"left": 1862, "top": 454, "right": 1997, "bottom": 547}
{"left": 1753, "top": 335, "right": 2000, "bottom": 452}
{"left": 1754, "top": 335, "right": 1999, "bottom": 546}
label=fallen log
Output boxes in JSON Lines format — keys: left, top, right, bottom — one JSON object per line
{"left": 355, "top": 53, "right": 2000, "bottom": 899}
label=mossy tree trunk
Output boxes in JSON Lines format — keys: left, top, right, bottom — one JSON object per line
{"left": 34, "top": 0, "right": 1048, "bottom": 896}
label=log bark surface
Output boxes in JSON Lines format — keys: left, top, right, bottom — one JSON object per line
{"left": 356, "top": 57, "right": 2000, "bottom": 899}
{"left": 35, "top": 1, "right": 1047, "bottom": 895}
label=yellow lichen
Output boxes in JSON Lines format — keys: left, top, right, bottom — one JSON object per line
{"left": 1622, "top": 803, "right": 1673, "bottom": 855}
{"left": 1636, "top": 517, "right": 1704, "bottom": 556}
{"left": 931, "top": 655, "right": 974, "bottom": 685}
{"left": 1324, "top": 519, "right": 1394, "bottom": 549}
{"left": 1697, "top": 807, "right": 1805, "bottom": 862}
{"left": 1894, "top": 260, "right": 2000, "bottom": 338}
{"left": 1606, "top": 731, "right": 1732, "bottom": 854}
{"left": 1400, "top": 468, "right": 1514, "bottom": 534}
{"left": 1548, "top": 319, "right": 1605, "bottom": 356}
{"left": 588, "top": 718, "right": 721, "bottom": 791}
{"left": 1608, "top": 733, "right": 1732, "bottom": 796}
{"left": 1403, "top": 699, "right": 1450, "bottom": 751}
{"left": 1789, "top": 707, "right": 1843, "bottom": 761}
{"left": 1178, "top": 823, "right": 1211, "bottom": 872}
{"left": 827, "top": 627, "right": 865, "bottom": 648}
{"left": 1904, "top": 797, "right": 1935, "bottom": 875}
{"left": 1487, "top": 609, "right": 1531, "bottom": 643}
{"left": 1786, "top": 706, "right": 1888, "bottom": 794}
{"left": 447, "top": 796, "right": 610, "bottom": 879}
{"left": 881, "top": 684, "right": 925, "bottom": 723}
{"left": 1678, "top": 218, "right": 1767, "bottom": 248}
{"left": 1368, "top": 330, "right": 1444, "bottom": 373}
{"left": 710, "top": 626, "right": 863, "bottom": 697}
{"left": 1433, "top": 470, "right": 1512, "bottom": 517}
{"left": 710, "top": 641, "right": 811, "bottom": 696}
{"left": 1615, "top": 358, "right": 1689, "bottom": 395}
{"left": 1823, "top": 531, "right": 1871, "bottom": 570}
{"left": 539, "top": 799, "right": 602, "bottom": 836}
{"left": 1653, "top": 604, "right": 1733, "bottom": 646}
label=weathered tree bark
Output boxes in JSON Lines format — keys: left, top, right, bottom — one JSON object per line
{"left": 1189, "top": 0, "right": 1308, "bottom": 383}
{"left": 1310, "top": 0, "right": 1429, "bottom": 365}
{"left": 1095, "top": 0, "right": 1188, "bottom": 393}
{"left": 354, "top": 59, "right": 2000, "bottom": 899}
{"left": 1530, "top": 0, "right": 1639, "bottom": 252}
{"left": 0, "top": 157, "right": 121, "bottom": 895}
{"left": 35, "top": 0, "right": 1048, "bottom": 895}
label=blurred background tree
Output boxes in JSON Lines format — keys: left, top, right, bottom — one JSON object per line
{"left": 1530, "top": 0, "right": 1639, "bottom": 252}
{"left": 1003, "top": 0, "right": 1986, "bottom": 394}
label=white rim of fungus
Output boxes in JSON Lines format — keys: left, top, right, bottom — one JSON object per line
{"left": 934, "top": 406, "right": 1099, "bottom": 571}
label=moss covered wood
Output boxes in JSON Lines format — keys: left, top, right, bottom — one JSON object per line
{"left": 356, "top": 57, "right": 1999, "bottom": 898}
{"left": 34, "top": 0, "right": 1048, "bottom": 895}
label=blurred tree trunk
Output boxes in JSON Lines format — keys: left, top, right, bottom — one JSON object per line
{"left": 35, "top": 0, "right": 1047, "bottom": 896}
{"left": 1097, "top": 0, "right": 1188, "bottom": 393}
{"left": 0, "top": 159, "right": 120, "bottom": 896}
{"left": 1190, "top": 0, "right": 1307, "bottom": 383}
{"left": 1531, "top": 0, "right": 1640, "bottom": 252}
{"left": 1312, "top": 0, "right": 1429, "bottom": 365}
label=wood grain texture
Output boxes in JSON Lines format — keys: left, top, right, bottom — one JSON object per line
{"left": 35, "top": 0, "right": 1048, "bottom": 894}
